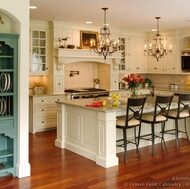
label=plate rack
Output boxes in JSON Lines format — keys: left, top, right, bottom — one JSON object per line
{"left": 0, "top": 34, "right": 18, "bottom": 177}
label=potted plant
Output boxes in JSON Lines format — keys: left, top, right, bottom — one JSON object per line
{"left": 144, "top": 78, "right": 152, "bottom": 88}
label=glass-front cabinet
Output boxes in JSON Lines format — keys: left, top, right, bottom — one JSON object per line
{"left": 30, "top": 30, "right": 48, "bottom": 75}
{"left": 119, "top": 37, "right": 126, "bottom": 71}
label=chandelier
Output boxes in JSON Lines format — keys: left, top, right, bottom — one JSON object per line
{"left": 90, "top": 8, "right": 119, "bottom": 60}
{"left": 144, "top": 17, "right": 172, "bottom": 61}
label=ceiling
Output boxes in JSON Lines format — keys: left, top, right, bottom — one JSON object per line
{"left": 30, "top": 0, "right": 190, "bottom": 32}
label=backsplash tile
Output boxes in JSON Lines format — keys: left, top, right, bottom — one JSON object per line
{"left": 65, "top": 62, "right": 98, "bottom": 89}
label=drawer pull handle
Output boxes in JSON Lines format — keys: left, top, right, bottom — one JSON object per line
{"left": 42, "top": 109, "right": 44, "bottom": 111}
{"left": 42, "top": 121, "right": 44, "bottom": 123}
{"left": 41, "top": 100, "right": 44, "bottom": 102}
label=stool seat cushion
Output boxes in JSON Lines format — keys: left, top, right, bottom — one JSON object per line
{"left": 168, "top": 110, "right": 189, "bottom": 118}
{"left": 141, "top": 114, "right": 167, "bottom": 123}
{"left": 116, "top": 116, "right": 140, "bottom": 127}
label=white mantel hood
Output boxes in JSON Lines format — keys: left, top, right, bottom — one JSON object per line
{"left": 55, "top": 49, "right": 121, "bottom": 70}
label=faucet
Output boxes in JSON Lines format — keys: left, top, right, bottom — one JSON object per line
{"left": 69, "top": 71, "right": 79, "bottom": 77}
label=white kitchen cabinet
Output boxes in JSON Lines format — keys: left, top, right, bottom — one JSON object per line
{"left": 120, "top": 36, "right": 147, "bottom": 73}
{"left": 29, "top": 95, "right": 65, "bottom": 134}
{"left": 147, "top": 54, "right": 176, "bottom": 73}
{"left": 111, "top": 74, "right": 119, "bottom": 90}
{"left": 125, "top": 37, "right": 136, "bottom": 72}
{"left": 118, "top": 37, "right": 126, "bottom": 71}
{"left": 30, "top": 29, "right": 49, "bottom": 75}
{"left": 135, "top": 37, "right": 147, "bottom": 73}
{"left": 54, "top": 75, "right": 64, "bottom": 93}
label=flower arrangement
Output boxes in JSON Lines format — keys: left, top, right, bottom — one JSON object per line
{"left": 122, "top": 74, "right": 144, "bottom": 96}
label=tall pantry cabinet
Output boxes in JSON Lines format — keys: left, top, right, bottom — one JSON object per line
{"left": 0, "top": 33, "right": 18, "bottom": 176}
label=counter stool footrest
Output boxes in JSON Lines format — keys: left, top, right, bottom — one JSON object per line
{"left": 139, "top": 134, "right": 164, "bottom": 141}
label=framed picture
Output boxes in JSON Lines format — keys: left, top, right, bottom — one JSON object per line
{"left": 80, "top": 30, "right": 98, "bottom": 49}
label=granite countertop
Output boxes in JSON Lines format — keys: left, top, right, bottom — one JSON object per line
{"left": 56, "top": 95, "right": 178, "bottom": 113}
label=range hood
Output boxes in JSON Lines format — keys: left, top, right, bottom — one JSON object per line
{"left": 55, "top": 48, "right": 121, "bottom": 70}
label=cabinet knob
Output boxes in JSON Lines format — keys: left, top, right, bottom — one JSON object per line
{"left": 41, "top": 100, "right": 44, "bottom": 102}
{"left": 42, "top": 109, "right": 44, "bottom": 111}
{"left": 42, "top": 121, "right": 44, "bottom": 123}
{"left": 58, "top": 83, "right": 60, "bottom": 85}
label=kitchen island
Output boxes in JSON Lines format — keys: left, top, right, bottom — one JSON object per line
{"left": 55, "top": 96, "right": 179, "bottom": 168}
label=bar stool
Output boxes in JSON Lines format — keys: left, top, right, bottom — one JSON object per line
{"left": 139, "top": 95, "right": 173, "bottom": 155}
{"left": 116, "top": 96, "right": 147, "bottom": 163}
{"left": 162, "top": 93, "right": 190, "bottom": 148}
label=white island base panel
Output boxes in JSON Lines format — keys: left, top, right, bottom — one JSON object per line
{"left": 55, "top": 103, "right": 119, "bottom": 168}
{"left": 55, "top": 98, "right": 190, "bottom": 168}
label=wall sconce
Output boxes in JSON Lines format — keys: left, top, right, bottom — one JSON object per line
{"left": 69, "top": 71, "right": 79, "bottom": 77}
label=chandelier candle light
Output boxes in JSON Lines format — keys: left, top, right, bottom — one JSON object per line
{"left": 90, "top": 8, "right": 120, "bottom": 60}
{"left": 144, "top": 17, "right": 172, "bottom": 61}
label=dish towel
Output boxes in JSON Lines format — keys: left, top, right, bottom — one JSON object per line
{"left": 85, "top": 101, "right": 102, "bottom": 107}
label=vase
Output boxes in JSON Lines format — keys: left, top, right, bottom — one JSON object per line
{"left": 130, "top": 88, "right": 138, "bottom": 97}
{"left": 145, "top": 83, "right": 149, "bottom": 89}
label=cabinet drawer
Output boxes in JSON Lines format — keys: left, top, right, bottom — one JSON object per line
{"left": 51, "top": 96, "right": 65, "bottom": 104}
{"left": 0, "top": 119, "right": 14, "bottom": 130}
{"left": 35, "top": 105, "right": 56, "bottom": 116}
{"left": 35, "top": 116, "right": 57, "bottom": 130}
{"left": 35, "top": 97, "right": 51, "bottom": 105}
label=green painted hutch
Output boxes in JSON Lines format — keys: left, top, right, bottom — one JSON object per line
{"left": 0, "top": 33, "right": 18, "bottom": 176}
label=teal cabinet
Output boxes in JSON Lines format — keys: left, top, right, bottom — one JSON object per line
{"left": 0, "top": 33, "right": 18, "bottom": 177}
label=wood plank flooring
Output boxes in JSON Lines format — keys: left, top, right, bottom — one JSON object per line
{"left": 1, "top": 130, "right": 190, "bottom": 189}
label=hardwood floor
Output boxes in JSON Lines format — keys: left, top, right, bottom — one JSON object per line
{"left": 1, "top": 130, "right": 190, "bottom": 189}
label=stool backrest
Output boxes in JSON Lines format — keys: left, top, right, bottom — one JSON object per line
{"left": 176, "top": 93, "right": 190, "bottom": 117}
{"left": 125, "top": 97, "right": 147, "bottom": 127}
{"left": 153, "top": 95, "right": 174, "bottom": 122}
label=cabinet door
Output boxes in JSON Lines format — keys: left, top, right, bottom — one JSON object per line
{"left": 54, "top": 75, "right": 64, "bottom": 93}
{"left": 147, "top": 55, "right": 165, "bottom": 73}
{"left": 30, "top": 30, "right": 48, "bottom": 75}
{"left": 135, "top": 37, "right": 147, "bottom": 73}
{"left": 125, "top": 37, "right": 136, "bottom": 72}
{"left": 118, "top": 38, "right": 126, "bottom": 72}
{"left": 111, "top": 74, "right": 119, "bottom": 90}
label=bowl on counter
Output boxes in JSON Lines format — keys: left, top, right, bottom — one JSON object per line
{"left": 67, "top": 45, "right": 75, "bottom": 49}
